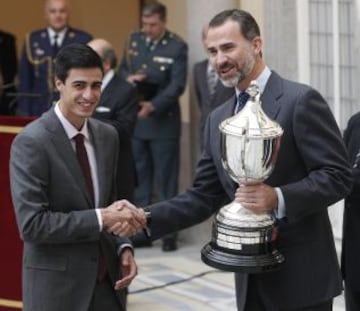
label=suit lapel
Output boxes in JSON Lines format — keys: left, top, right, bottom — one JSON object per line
{"left": 88, "top": 120, "right": 107, "bottom": 207}
{"left": 43, "top": 109, "right": 94, "bottom": 208}
{"left": 98, "top": 77, "right": 115, "bottom": 108}
{"left": 261, "top": 71, "right": 283, "bottom": 120}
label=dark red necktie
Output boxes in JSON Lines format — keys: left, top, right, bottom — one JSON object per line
{"left": 74, "top": 133, "right": 107, "bottom": 282}
{"left": 74, "top": 133, "right": 94, "bottom": 206}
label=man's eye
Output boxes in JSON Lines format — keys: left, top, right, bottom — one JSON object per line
{"left": 74, "top": 83, "right": 84, "bottom": 89}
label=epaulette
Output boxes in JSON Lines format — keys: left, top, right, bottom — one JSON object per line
{"left": 168, "top": 31, "right": 185, "bottom": 44}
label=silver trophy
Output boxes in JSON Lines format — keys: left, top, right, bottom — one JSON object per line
{"left": 201, "top": 81, "right": 285, "bottom": 273}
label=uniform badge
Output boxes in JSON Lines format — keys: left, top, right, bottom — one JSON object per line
{"left": 41, "top": 32, "right": 46, "bottom": 38}
{"left": 69, "top": 32, "right": 75, "bottom": 38}
{"left": 153, "top": 56, "right": 173, "bottom": 64}
{"left": 162, "top": 39, "right": 167, "bottom": 45}
{"left": 35, "top": 48, "right": 45, "bottom": 56}
{"left": 132, "top": 41, "right": 137, "bottom": 47}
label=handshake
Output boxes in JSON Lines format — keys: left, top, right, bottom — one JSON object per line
{"left": 101, "top": 200, "right": 148, "bottom": 237}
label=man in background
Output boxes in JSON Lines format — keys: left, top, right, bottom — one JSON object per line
{"left": 89, "top": 38, "right": 138, "bottom": 202}
{"left": 119, "top": 2, "right": 188, "bottom": 251}
{"left": 193, "top": 25, "right": 234, "bottom": 149}
{"left": 0, "top": 30, "right": 17, "bottom": 115}
{"left": 17, "top": 0, "right": 92, "bottom": 116}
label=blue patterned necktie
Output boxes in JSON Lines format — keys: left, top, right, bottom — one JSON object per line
{"left": 235, "top": 92, "right": 250, "bottom": 114}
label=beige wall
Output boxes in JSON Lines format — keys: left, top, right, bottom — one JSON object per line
{"left": 0, "top": 0, "right": 140, "bottom": 61}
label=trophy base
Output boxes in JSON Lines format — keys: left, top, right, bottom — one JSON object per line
{"left": 201, "top": 242, "right": 284, "bottom": 273}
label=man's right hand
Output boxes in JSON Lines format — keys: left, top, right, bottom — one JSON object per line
{"left": 126, "top": 73, "right": 146, "bottom": 84}
{"left": 101, "top": 200, "right": 146, "bottom": 237}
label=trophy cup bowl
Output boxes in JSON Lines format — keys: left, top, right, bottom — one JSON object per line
{"left": 201, "top": 81, "right": 285, "bottom": 273}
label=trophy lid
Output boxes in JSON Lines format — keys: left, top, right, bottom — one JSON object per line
{"left": 219, "top": 81, "right": 283, "bottom": 139}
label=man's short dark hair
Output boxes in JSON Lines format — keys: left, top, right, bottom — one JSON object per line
{"left": 55, "top": 43, "right": 104, "bottom": 82}
{"left": 142, "top": 2, "right": 167, "bottom": 21}
{"left": 209, "top": 9, "right": 260, "bottom": 42}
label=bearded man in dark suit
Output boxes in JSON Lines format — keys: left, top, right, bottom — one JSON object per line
{"left": 126, "top": 9, "right": 352, "bottom": 311}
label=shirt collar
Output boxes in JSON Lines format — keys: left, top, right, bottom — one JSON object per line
{"left": 235, "top": 66, "right": 272, "bottom": 98}
{"left": 101, "top": 69, "right": 115, "bottom": 90}
{"left": 146, "top": 30, "right": 166, "bottom": 46}
{"left": 54, "top": 103, "right": 90, "bottom": 140}
{"left": 47, "top": 27, "right": 68, "bottom": 45}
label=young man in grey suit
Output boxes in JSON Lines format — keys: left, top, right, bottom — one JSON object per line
{"left": 10, "top": 43, "right": 145, "bottom": 311}
{"left": 125, "top": 9, "right": 352, "bottom": 310}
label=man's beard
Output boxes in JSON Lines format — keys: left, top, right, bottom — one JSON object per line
{"left": 218, "top": 53, "right": 255, "bottom": 88}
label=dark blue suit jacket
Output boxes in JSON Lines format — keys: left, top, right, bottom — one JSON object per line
{"left": 149, "top": 71, "right": 352, "bottom": 310}
{"left": 92, "top": 73, "right": 138, "bottom": 201}
{"left": 119, "top": 30, "right": 187, "bottom": 139}
{"left": 0, "top": 30, "right": 17, "bottom": 115}
{"left": 341, "top": 112, "right": 360, "bottom": 291}
{"left": 18, "top": 27, "right": 92, "bottom": 116}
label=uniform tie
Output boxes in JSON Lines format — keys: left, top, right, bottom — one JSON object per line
{"left": 235, "top": 92, "right": 250, "bottom": 114}
{"left": 147, "top": 40, "right": 155, "bottom": 51}
{"left": 74, "top": 134, "right": 94, "bottom": 206}
{"left": 52, "top": 33, "right": 59, "bottom": 57}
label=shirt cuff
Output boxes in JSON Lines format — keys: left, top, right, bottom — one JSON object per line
{"left": 95, "top": 208, "right": 103, "bottom": 232}
{"left": 118, "top": 244, "right": 134, "bottom": 256}
{"left": 274, "top": 187, "right": 286, "bottom": 219}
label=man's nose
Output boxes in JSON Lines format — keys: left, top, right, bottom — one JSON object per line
{"left": 83, "top": 87, "right": 95, "bottom": 99}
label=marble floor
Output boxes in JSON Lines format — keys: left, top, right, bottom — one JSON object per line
{"left": 127, "top": 241, "right": 345, "bottom": 311}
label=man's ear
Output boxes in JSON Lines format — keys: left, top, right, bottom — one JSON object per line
{"left": 54, "top": 78, "right": 63, "bottom": 91}
{"left": 252, "top": 36, "right": 262, "bottom": 56}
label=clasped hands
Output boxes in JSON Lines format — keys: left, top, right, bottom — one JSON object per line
{"left": 101, "top": 200, "right": 146, "bottom": 237}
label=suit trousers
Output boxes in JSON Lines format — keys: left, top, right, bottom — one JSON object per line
{"left": 243, "top": 275, "right": 332, "bottom": 311}
{"left": 132, "top": 137, "right": 179, "bottom": 241}
{"left": 88, "top": 274, "right": 125, "bottom": 311}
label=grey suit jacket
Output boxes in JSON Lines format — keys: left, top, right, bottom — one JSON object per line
{"left": 193, "top": 59, "right": 234, "bottom": 148}
{"left": 149, "top": 71, "right": 352, "bottom": 310}
{"left": 10, "top": 108, "right": 128, "bottom": 311}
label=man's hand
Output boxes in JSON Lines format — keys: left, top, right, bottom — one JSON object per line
{"left": 114, "top": 248, "right": 137, "bottom": 290}
{"left": 101, "top": 200, "right": 146, "bottom": 236}
{"left": 126, "top": 73, "right": 146, "bottom": 84}
{"left": 138, "top": 101, "right": 155, "bottom": 118}
{"left": 234, "top": 183, "right": 278, "bottom": 214}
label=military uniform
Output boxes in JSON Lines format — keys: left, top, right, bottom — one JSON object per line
{"left": 18, "top": 28, "right": 92, "bottom": 116}
{"left": 119, "top": 30, "right": 188, "bottom": 237}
